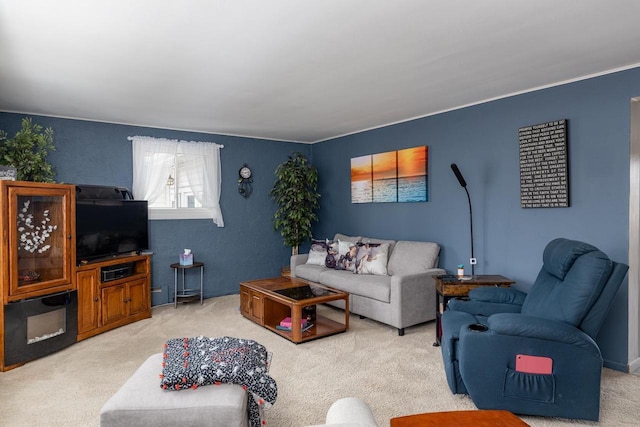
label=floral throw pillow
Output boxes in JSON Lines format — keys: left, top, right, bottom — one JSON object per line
{"left": 356, "top": 242, "right": 380, "bottom": 263}
{"left": 334, "top": 241, "right": 358, "bottom": 272}
{"left": 357, "top": 243, "right": 390, "bottom": 275}
{"left": 325, "top": 241, "right": 340, "bottom": 268}
{"left": 306, "top": 239, "right": 330, "bottom": 266}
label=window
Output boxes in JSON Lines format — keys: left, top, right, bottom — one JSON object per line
{"left": 130, "top": 136, "right": 224, "bottom": 226}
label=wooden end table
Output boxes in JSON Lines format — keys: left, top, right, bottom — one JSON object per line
{"left": 433, "top": 274, "right": 515, "bottom": 346}
{"left": 240, "top": 276, "right": 349, "bottom": 343}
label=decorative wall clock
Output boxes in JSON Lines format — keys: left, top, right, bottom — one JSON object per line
{"left": 238, "top": 164, "right": 253, "bottom": 198}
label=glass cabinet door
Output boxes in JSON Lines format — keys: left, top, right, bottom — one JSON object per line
{"left": 7, "top": 185, "right": 73, "bottom": 298}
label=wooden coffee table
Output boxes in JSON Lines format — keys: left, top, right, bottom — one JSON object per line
{"left": 239, "top": 276, "right": 349, "bottom": 343}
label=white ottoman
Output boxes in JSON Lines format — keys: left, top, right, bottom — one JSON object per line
{"left": 100, "top": 353, "right": 248, "bottom": 427}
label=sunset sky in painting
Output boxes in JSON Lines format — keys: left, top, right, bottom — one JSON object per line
{"left": 398, "top": 146, "right": 427, "bottom": 177}
{"left": 351, "top": 146, "right": 427, "bottom": 181}
{"left": 372, "top": 151, "right": 397, "bottom": 180}
{"left": 351, "top": 155, "right": 372, "bottom": 182}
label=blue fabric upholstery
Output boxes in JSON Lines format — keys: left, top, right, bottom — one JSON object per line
{"left": 522, "top": 246, "right": 612, "bottom": 326}
{"left": 440, "top": 238, "right": 628, "bottom": 421}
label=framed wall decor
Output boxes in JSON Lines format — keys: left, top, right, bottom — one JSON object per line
{"left": 351, "top": 146, "right": 428, "bottom": 203}
{"left": 519, "top": 119, "right": 569, "bottom": 208}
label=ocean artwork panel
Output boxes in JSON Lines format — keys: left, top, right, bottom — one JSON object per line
{"left": 372, "top": 151, "right": 397, "bottom": 203}
{"left": 351, "top": 146, "right": 428, "bottom": 203}
{"left": 351, "top": 155, "right": 373, "bottom": 203}
{"left": 398, "top": 146, "right": 428, "bottom": 202}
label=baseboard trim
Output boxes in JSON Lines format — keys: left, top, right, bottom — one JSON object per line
{"left": 626, "top": 356, "right": 640, "bottom": 374}
{"left": 604, "top": 357, "right": 629, "bottom": 373}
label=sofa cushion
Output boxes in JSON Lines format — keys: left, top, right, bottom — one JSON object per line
{"left": 318, "top": 269, "right": 391, "bottom": 303}
{"left": 387, "top": 241, "right": 440, "bottom": 276}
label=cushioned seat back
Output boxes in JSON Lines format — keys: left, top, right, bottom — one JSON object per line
{"left": 387, "top": 241, "right": 440, "bottom": 276}
{"left": 521, "top": 238, "right": 613, "bottom": 331}
{"left": 579, "top": 261, "right": 628, "bottom": 337}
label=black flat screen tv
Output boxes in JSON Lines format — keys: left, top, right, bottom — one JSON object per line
{"left": 76, "top": 199, "right": 149, "bottom": 263}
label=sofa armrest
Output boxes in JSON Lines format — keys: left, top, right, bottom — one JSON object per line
{"left": 290, "top": 254, "right": 308, "bottom": 278}
{"left": 389, "top": 268, "right": 445, "bottom": 325}
{"left": 390, "top": 268, "right": 446, "bottom": 293}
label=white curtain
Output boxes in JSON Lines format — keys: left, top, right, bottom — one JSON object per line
{"left": 130, "top": 136, "right": 224, "bottom": 227}
{"left": 179, "top": 140, "right": 224, "bottom": 226}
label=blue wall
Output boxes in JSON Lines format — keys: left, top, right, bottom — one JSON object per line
{"left": 312, "top": 67, "right": 639, "bottom": 370}
{"left": 2, "top": 66, "right": 637, "bottom": 370}
{"left": 0, "top": 113, "right": 309, "bottom": 305}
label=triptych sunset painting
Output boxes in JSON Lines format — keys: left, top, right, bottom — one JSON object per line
{"left": 351, "top": 146, "right": 428, "bottom": 203}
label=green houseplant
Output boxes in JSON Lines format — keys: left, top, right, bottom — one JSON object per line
{"left": 0, "top": 117, "right": 56, "bottom": 182}
{"left": 270, "top": 152, "right": 320, "bottom": 255}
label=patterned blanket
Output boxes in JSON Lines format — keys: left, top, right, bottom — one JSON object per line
{"left": 160, "top": 336, "right": 277, "bottom": 427}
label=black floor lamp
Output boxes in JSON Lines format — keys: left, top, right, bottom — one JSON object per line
{"left": 450, "top": 163, "right": 476, "bottom": 276}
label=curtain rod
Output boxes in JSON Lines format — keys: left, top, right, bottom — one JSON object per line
{"left": 127, "top": 135, "right": 224, "bottom": 148}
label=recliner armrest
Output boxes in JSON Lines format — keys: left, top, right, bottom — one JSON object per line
{"left": 447, "top": 287, "right": 526, "bottom": 317}
{"left": 487, "top": 313, "right": 600, "bottom": 354}
{"left": 468, "top": 286, "right": 527, "bottom": 304}
{"left": 447, "top": 299, "right": 522, "bottom": 317}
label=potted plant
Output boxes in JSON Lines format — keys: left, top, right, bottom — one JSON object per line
{"left": 270, "top": 152, "right": 320, "bottom": 255}
{"left": 0, "top": 117, "right": 56, "bottom": 182}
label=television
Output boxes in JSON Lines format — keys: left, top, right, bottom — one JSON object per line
{"left": 76, "top": 199, "right": 149, "bottom": 263}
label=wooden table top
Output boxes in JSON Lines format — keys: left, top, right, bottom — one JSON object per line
{"left": 434, "top": 274, "right": 515, "bottom": 296}
{"left": 390, "top": 410, "right": 529, "bottom": 426}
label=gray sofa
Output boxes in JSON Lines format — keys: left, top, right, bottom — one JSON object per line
{"left": 291, "top": 233, "right": 444, "bottom": 335}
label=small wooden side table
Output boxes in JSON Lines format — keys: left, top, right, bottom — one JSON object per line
{"left": 170, "top": 262, "right": 204, "bottom": 308}
{"left": 433, "top": 274, "right": 515, "bottom": 346}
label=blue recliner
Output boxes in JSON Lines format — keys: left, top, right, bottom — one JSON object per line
{"left": 440, "top": 238, "right": 628, "bottom": 421}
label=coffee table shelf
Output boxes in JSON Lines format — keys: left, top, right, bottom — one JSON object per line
{"left": 240, "top": 276, "right": 349, "bottom": 343}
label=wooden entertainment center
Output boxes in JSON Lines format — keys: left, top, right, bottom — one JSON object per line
{"left": 76, "top": 254, "right": 151, "bottom": 341}
{"left": 0, "top": 181, "right": 151, "bottom": 371}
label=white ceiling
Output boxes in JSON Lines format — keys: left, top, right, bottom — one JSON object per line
{"left": 1, "top": 1, "right": 640, "bottom": 143}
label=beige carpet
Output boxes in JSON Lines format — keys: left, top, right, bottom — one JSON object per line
{"left": 1, "top": 294, "right": 639, "bottom": 427}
